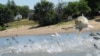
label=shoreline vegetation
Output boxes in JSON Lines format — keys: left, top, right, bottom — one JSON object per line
{"left": 0, "top": 19, "right": 100, "bottom": 37}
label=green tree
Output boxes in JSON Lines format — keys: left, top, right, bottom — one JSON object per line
{"left": 0, "top": 4, "right": 5, "bottom": 26}
{"left": 64, "top": 2, "right": 79, "bottom": 16}
{"left": 33, "top": 0, "right": 56, "bottom": 26}
{"left": 7, "top": 0, "right": 29, "bottom": 19}
{"left": 85, "top": 0, "right": 100, "bottom": 16}
{"left": 55, "top": 2, "right": 67, "bottom": 21}
{"left": 78, "top": 0, "right": 91, "bottom": 14}
{"left": 4, "top": 7, "right": 14, "bottom": 25}
{"left": 7, "top": 0, "right": 18, "bottom": 16}
{"left": 0, "top": 4, "right": 13, "bottom": 27}
{"left": 63, "top": 0, "right": 91, "bottom": 17}
{"left": 18, "top": 6, "right": 29, "bottom": 18}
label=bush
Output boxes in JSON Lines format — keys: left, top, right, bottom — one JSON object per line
{"left": 0, "top": 26, "right": 6, "bottom": 31}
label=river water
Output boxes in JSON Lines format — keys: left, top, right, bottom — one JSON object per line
{"left": 0, "top": 31, "right": 100, "bottom": 56}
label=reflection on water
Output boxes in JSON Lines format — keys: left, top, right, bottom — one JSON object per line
{"left": 0, "top": 31, "right": 100, "bottom": 56}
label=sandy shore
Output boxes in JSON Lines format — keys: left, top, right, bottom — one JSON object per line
{"left": 0, "top": 20, "right": 100, "bottom": 37}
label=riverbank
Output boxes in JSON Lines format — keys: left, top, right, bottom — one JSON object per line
{"left": 0, "top": 20, "right": 100, "bottom": 37}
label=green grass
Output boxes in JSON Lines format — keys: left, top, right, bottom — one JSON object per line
{"left": 8, "top": 19, "right": 37, "bottom": 28}
{"left": 56, "top": 20, "right": 75, "bottom": 26}
{"left": 7, "top": 19, "right": 75, "bottom": 29}
{"left": 0, "top": 26, "right": 6, "bottom": 31}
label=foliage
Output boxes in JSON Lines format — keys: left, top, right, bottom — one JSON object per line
{"left": 0, "top": 4, "right": 13, "bottom": 27}
{"left": 63, "top": 0, "right": 91, "bottom": 16}
{"left": 17, "top": 6, "right": 29, "bottom": 18}
{"left": 0, "top": 4, "right": 6, "bottom": 26}
{"left": 33, "top": 0, "right": 56, "bottom": 26}
{"left": 86, "top": 0, "right": 100, "bottom": 11}
{"left": 7, "top": 0, "right": 29, "bottom": 19}
{"left": 78, "top": 0, "right": 91, "bottom": 14}
{"left": 55, "top": 2, "right": 67, "bottom": 21}
{"left": 7, "top": 0, "right": 18, "bottom": 16}
{"left": 64, "top": 2, "right": 79, "bottom": 15}
{"left": 85, "top": 0, "right": 100, "bottom": 16}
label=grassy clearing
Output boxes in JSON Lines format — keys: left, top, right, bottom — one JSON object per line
{"left": 8, "top": 19, "right": 37, "bottom": 28}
